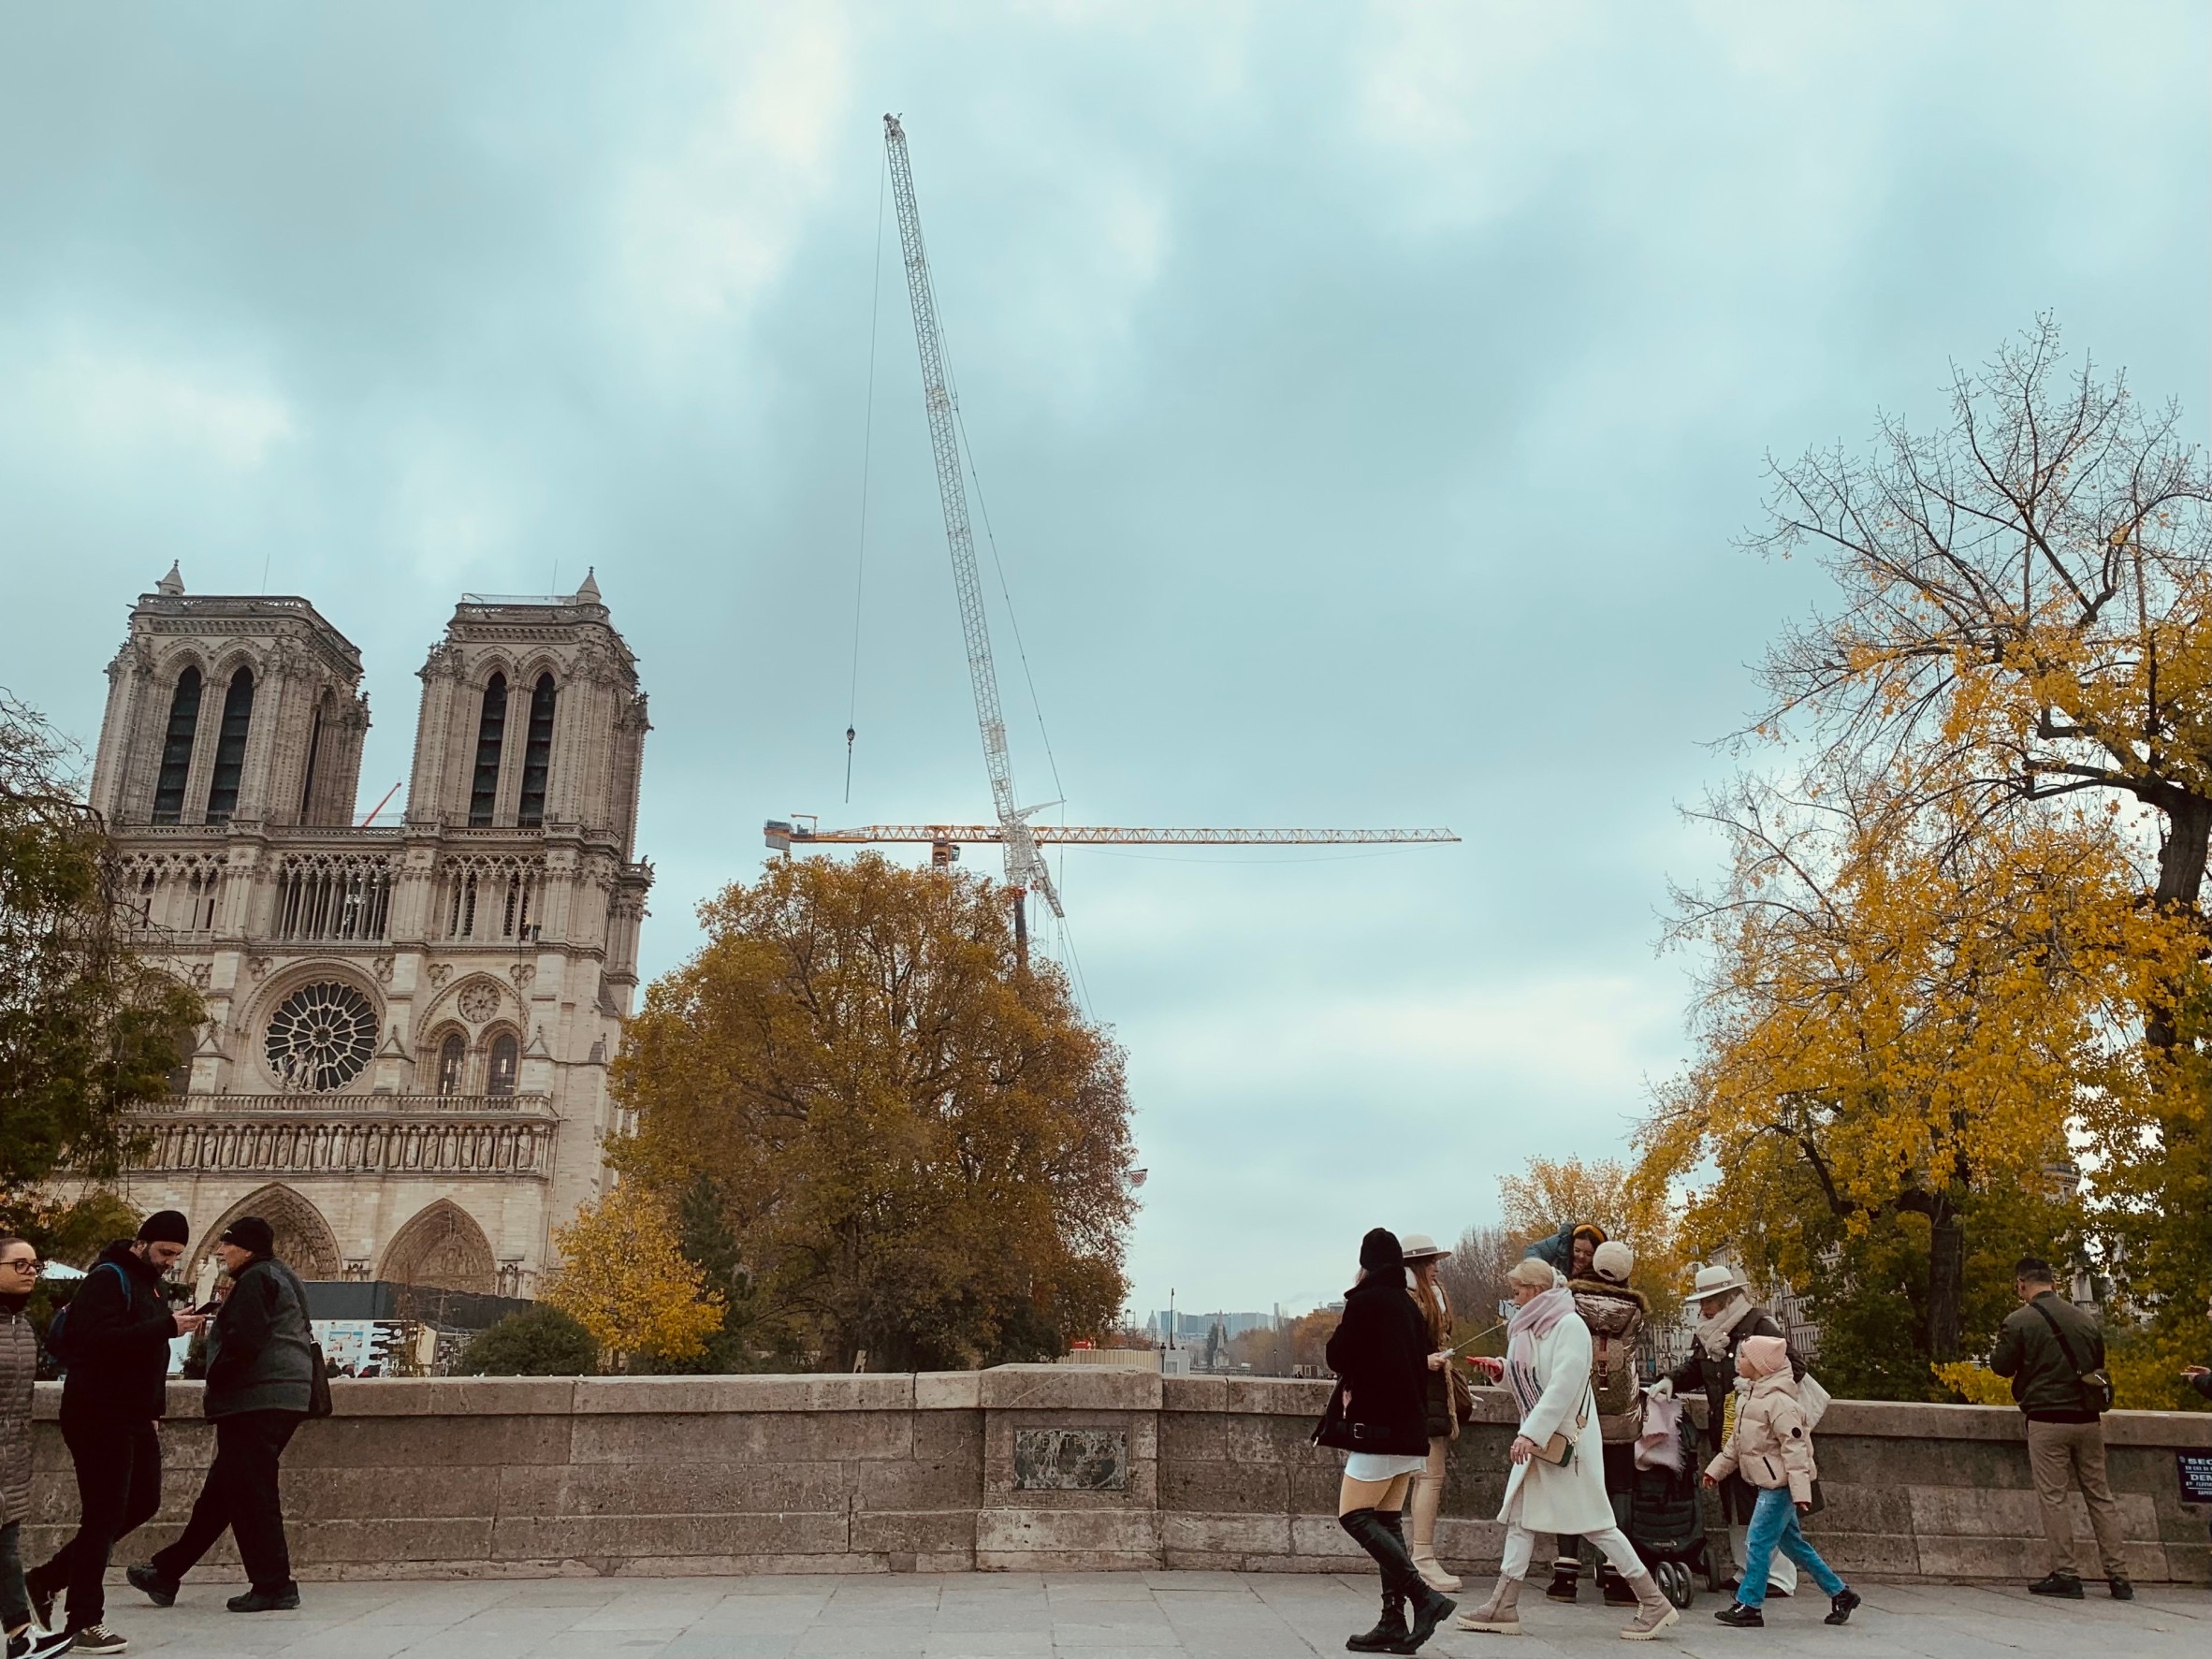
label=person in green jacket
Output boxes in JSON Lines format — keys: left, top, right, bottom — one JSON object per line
{"left": 1989, "top": 1257, "right": 2130, "bottom": 1602}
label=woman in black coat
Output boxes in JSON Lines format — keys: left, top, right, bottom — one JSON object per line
{"left": 1322, "top": 1229, "right": 1456, "bottom": 1653}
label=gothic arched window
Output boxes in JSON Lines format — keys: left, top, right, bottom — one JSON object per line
{"left": 151, "top": 666, "right": 202, "bottom": 823}
{"left": 469, "top": 674, "right": 507, "bottom": 827}
{"left": 517, "top": 674, "right": 557, "bottom": 826}
{"left": 298, "top": 691, "right": 327, "bottom": 821}
{"left": 486, "top": 1032, "right": 519, "bottom": 1098}
{"left": 436, "top": 1032, "right": 466, "bottom": 1096}
{"left": 203, "top": 667, "right": 255, "bottom": 822}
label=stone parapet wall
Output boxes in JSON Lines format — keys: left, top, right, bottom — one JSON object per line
{"left": 27, "top": 1369, "right": 2210, "bottom": 1583}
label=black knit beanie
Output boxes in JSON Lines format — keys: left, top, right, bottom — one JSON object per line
{"left": 137, "top": 1210, "right": 190, "bottom": 1245}
{"left": 1359, "top": 1227, "right": 1404, "bottom": 1274}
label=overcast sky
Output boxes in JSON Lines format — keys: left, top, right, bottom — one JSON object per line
{"left": 4, "top": 4, "right": 2205, "bottom": 1322}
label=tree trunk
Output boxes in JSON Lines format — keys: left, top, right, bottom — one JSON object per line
{"left": 1925, "top": 1207, "right": 1966, "bottom": 1363}
{"left": 2147, "top": 793, "right": 2211, "bottom": 1052}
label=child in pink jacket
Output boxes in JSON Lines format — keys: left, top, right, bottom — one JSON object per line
{"left": 1702, "top": 1335, "right": 1861, "bottom": 1628}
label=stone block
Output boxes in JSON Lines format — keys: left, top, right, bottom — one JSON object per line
{"left": 980, "top": 1363, "right": 1161, "bottom": 1412}
{"left": 1819, "top": 1400, "right": 2022, "bottom": 1443}
{"left": 1810, "top": 1530, "right": 1922, "bottom": 1578}
{"left": 1288, "top": 1514, "right": 1366, "bottom": 1559}
{"left": 283, "top": 1412, "right": 573, "bottom": 1470}
{"left": 537, "top": 1458, "right": 855, "bottom": 1518}
{"left": 291, "top": 1516, "right": 500, "bottom": 1564}
{"left": 1801, "top": 1479, "right": 1912, "bottom": 1535}
{"left": 492, "top": 1509, "right": 851, "bottom": 1562}
{"left": 1907, "top": 1483, "right": 2158, "bottom": 1540}
{"left": 914, "top": 1371, "right": 983, "bottom": 1411}
{"left": 2100, "top": 1410, "right": 2212, "bottom": 1450}
{"left": 861, "top": 1455, "right": 983, "bottom": 1513}
{"left": 1163, "top": 1375, "right": 1227, "bottom": 1414}
{"left": 1912, "top": 1533, "right": 2166, "bottom": 1581}
{"left": 569, "top": 1408, "right": 912, "bottom": 1465}
{"left": 1162, "top": 1510, "right": 1292, "bottom": 1558}
{"left": 1225, "top": 1375, "right": 1329, "bottom": 1417}
{"left": 851, "top": 1507, "right": 979, "bottom": 1556}
{"left": 574, "top": 1372, "right": 916, "bottom": 1414}
{"left": 913, "top": 1409, "right": 984, "bottom": 1463}
{"left": 1159, "top": 1411, "right": 1228, "bottom": 1463}
{"left": 976, "top": 1506, "right": 1162, "bottom": 1561}
{"left": 1159, "top": 1458, "right": 1287, "bottom": 1515}
{"left": 281, "top": 1463, "right": 500, "bottom": 1521}
{"left": 328, "top": 1376, "right": 576, "bottom": 1417}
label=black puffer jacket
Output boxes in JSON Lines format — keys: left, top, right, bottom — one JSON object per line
{"left": 58, "top": 1241, "right": 178, "bottom": 1422}
{"left": 204, "top": 1256, "right": 316, "bottom": 1419}
{"left": 1325, "top": 1275, "right": 1433, "bottom": 1458}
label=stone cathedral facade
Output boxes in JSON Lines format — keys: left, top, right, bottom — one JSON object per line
{"left": 88, "top": 566, "right": 651, "bottom": 1294}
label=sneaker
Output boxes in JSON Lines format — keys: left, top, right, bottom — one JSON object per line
{"left": 25, "top": 1634, "right": 80, "bottom": 1659}
{"left": 23, "top": 1579, "right": 52, "bottom": 1636}
{"left": 1826, "top": 1587, "right": 1862, "bottom": 1625}
{"left": 7, "top": 1629, "right": 26, "bottom": 1659}
{"left": 226, "top": 1585, "right": 300, "bottom": 1614}
{"left": 70, "top": 1626, "right": 130, "bottom": 1655}
{"left": 124, "top": 1567, "right": 176, "bottom": 1609}
{"left": 2029, "top": 1572, "right": 2086, "bottom": 1600}
{"left": 2108, "top": 1577, "right": 2133, "bottom": 1601}
{"left": 1712, "top": 1602, "right": 1765, "bottom": 1628}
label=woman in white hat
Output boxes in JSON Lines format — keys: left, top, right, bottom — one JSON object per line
{"left": 1399, "top": 1233, "right": 1462, "bottom": 1594}
{"left": 1458, "top": 1257, "right": 1680, "bottom": 1639}
{"left": 1651, "top": 1262, "right": 1804, "bottom": 1597}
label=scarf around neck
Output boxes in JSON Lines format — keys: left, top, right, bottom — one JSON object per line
{"left": 1695, "top": 1291, "right": 1754, "bottom": 1361}
{"left": 1505, "top": 1284, "right": 1575, "bottom": 1417}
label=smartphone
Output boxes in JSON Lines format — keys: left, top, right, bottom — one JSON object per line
{"left": 193, "top": 1301, "right": 223, "bottom": 1316}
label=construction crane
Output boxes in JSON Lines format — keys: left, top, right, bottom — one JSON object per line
{"left": 854, "top": 115, "right": 1455, "bottom": 956}
{"left": 768, "top": 822, "right": 1460, "bottom": 858}
{"left": 881, "top": 111, "right": 1059, "bottom": 946}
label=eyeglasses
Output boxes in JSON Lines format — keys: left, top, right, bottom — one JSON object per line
{"left": 0, "top": 1259, "right": 40, "bottom": 1276}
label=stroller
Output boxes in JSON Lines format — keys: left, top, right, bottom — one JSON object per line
{"left": 1625, "top": 1404, "right": 1724, "bottom": 1608}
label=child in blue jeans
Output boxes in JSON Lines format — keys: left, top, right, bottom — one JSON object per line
{"left": 1703, "top": 1335, "right": 1861, "bottom": 1628}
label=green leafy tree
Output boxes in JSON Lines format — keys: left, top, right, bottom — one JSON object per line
{"left": 454, "top": 1304, "right": 599, "bottom": 1376}
{"left": 614, "top": 854, "right": 1138, "bottom": 1371}
{"left": 1, "top": 692, "right": 201, "bottom": 1231}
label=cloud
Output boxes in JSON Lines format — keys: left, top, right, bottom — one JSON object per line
{"left": 10, "top": 337, "right": 295, "bottom": 471}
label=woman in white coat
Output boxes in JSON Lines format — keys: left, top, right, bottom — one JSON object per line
{"left": 1460, "top": 1258, "right": 1679, "bottom": 1640}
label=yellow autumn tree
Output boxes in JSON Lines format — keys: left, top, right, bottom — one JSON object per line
{"left": 546, "top": 1182, "right": 725, "bottom": 1371}
{"left": 1736, "top": 319, "right": 2211, "bottom": 1393}
{"left": 1643, "top": 756, "right": 2192, "bottom": 1374}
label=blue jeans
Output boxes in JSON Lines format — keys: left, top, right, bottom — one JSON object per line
{"left": 1739, "top": 1486, "right": 1844, "bottom": 1608}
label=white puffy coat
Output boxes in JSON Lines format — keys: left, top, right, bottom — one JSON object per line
{"left": 1498, "top": 1309, "right": 1614, "bottom": 1535}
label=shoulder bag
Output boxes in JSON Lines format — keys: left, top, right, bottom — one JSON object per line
{"left": 2030, "top": 1298, "right": 2115, "bottom": 1415}
{"left": 1530, "top": 1386, "right": 1592, "bottom": 1466}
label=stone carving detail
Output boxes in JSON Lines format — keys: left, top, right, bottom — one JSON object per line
{"left": 428, "top": 963, "right": 451, "bottom": 987}
{"left": 129, "top": 1101, "right": 555, "bottom": 1180}
{"left": 189, "top": 963, "right": 212, "bottom": 989}
{"left": 458, "top": 980, "right": 501, "bottom": 1023}
{"left": 1013, "top": 1428, "right": 1128, "bottom": 1492}
{"left": 247, "top": 955, "right": 271, "bottom": 981}
{"left": 373, "top": 954, "right": 395, "bottom": 983}
{"left": 509, "top": 963, "right": 535, "bottom": 991}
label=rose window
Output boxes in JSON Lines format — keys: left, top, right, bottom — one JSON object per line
{"left": 457, "top": 981, "right": 501, "bottom": 1023}
{"left": 264, "top": 982, "right": 378, "bottom": 1091}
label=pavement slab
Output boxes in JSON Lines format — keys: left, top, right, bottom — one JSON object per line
{"left": 31, "top": 1572, "right": 2207, "bottom": 1659}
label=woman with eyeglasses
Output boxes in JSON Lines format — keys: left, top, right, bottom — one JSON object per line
{"left": 1, "top": 1236, "right": 67, "bottom": 1658}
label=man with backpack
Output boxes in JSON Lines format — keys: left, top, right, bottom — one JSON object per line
{"left": 1990, "top": 1256, "right": 2131, "bottom": 1601}
{"left": 23, "top": 1211, "right": 204, "bottom": 1656}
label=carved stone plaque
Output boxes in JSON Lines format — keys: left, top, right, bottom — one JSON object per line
{"left": 1013, "top": 1427, "right": 1128, "bottom": 1492}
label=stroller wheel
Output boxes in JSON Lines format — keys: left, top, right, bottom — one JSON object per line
{"left": 1659, "top": 1561, "right": 1694, "bottom": 1608}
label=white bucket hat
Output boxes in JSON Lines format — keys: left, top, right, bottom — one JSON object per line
{"left": 1399, "top": 1232, "right": 1451, "bottom": 1262}
{"left": 1687, "top": 1262, "right": 1752, "bottom": 1301}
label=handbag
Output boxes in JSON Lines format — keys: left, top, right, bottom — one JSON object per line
{"left": 2030, "top": 1299, "right": 2115, "bottom": 1415}
{"left": 1797, "top": 1371, "right": 1833, "bottom": 1427}
{"left": 1531, "top": 1387, "right": 1592, "bottom": 1466}
{"left": 1448, "top": 1361, "right": 1476, "bottom": 1425}
{"left": 307, "top": 1343, "right": 334, "bottom": 1419}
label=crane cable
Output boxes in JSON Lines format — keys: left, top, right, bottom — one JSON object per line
{"left": 844, "top": 152, "right": 889, "bottom": 803}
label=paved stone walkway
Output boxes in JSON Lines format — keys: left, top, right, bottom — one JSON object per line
{"left": 63, "top": 1572, "right": 2210, "bottom": 1659}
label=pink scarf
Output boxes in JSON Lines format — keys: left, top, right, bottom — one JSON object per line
{"left": 1504, "top": 1285, "right": 1574, "bottom": 1417}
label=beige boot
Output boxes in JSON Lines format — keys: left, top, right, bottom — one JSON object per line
{"left": 1619, "top": 1570, "right": 1680, "bottom": 1641}
{"left": 1406, "top": 1467, "right": 1463, "bottom": 1592}
{"left": 1454, "top": 1576, "right": 1522, "bottom": 1635}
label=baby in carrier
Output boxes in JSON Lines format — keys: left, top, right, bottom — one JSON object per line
{"left": 1701, "top": 1336, "right": 1861, "bottom": 1629}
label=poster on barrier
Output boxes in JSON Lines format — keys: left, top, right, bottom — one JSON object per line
{"left": 2178, "top": 1451, "right": 2212, "bottom": 1506}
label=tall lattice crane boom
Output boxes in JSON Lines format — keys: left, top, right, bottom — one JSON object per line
{"left": 881, "top": 113, "right": 1058, "bottom": 928}
{"left": 769, "top": 822, "right": 1460, "bottom": 851}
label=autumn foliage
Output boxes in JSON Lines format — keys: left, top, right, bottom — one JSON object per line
{"left": 612, "top": 854, "right": 1137, "bottom": 1371}
{"left": 545, "top": 1181, "right": 725, "bottom": 1369}
{"left": 1644, "top": 322, "right": 2210, "bottom": 1403}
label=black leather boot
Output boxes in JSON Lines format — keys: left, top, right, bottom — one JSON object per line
{"left": 1339, "top": 1508, "right": 1455, "bottom": 1654}
{"left": 1346, "top": 1588, "right": 1408, "bottom": 1652}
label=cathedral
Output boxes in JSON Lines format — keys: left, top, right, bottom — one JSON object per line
{"left": 87, "top": 566, "right": 651, "bottom": 1296}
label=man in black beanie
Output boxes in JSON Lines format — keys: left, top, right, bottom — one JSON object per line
{"left": 24, "top": 1212, "right": 204, "bottom": 1656}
